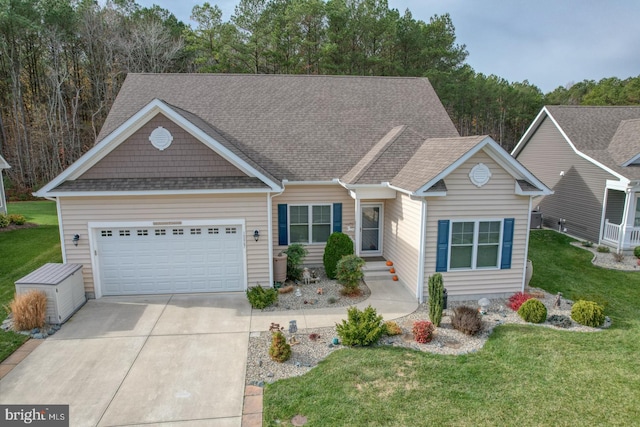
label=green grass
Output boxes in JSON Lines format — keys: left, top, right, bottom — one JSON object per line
{"left": 0, "top": 201, "right": 61, "bottom": 361}
{"left": 263, "top": 230, "right": 640, "bottom": 426}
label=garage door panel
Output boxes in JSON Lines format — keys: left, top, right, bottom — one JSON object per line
{"left": 97, "top": 223, "right": 245, "bottom": 295}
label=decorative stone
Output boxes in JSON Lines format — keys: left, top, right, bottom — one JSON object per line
{"left": 289, "top": 320, "right": 298, "bottom": 333}
{"left": 291, "top": 414, "right": 308, "bottom": 426}
{"left": 295, "top": 289, "right": 302, "bottom": 297}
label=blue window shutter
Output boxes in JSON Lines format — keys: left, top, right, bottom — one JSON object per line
{"left": 333, "top": 203, "right": 342, "bottom": 232}
{"left": 436, "top": 220, "right": 449, "bottom": 272}
{"left": 501, "top": 218, "right": 515, "bottom": 269}
{"left": 278, "top": 204, "right": 288, "bottom": 245}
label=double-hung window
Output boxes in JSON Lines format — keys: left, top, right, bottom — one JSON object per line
{"left": 450, "top": 220, "right": 502, "bottom": 269}
{"left": 289, "top": 205, "right": 332, "bottom": 244}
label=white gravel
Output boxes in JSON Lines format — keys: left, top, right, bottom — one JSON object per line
{"left": 571, "top": 242, "right": 640, "bottom": 271}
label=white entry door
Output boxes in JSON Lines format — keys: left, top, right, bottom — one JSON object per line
{"left": 96, "top": 224, "right": 245, "bottom": 296}
{"left": 360, "top": 204, "right": 383, "bottom": 256}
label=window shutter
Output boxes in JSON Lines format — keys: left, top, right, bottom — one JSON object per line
{"left": 278, "top": 204, "right": 288, "bottom": 245}
{"left": 501, "top": 218, "right": 515, "bottom": 269}
{"left": 333, "top": 203, "right": 342, "bottom": 233}
{"left": 436, "top": 220, "right": 449, "bottom": 272}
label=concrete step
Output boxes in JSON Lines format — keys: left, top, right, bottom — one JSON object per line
{"left": 361, "top": 261, "right": 390, "bottom": 272}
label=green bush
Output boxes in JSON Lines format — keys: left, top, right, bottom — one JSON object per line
{"left": 384, "top": 321, "right": 402, "bottom": 336}
{"left": 428, "top": 273, "right": 444, "bottom": 326}
{"left": 336, "top": 305, "right": 385, "bottom": 346}
{"left": 634, "top": 246, "right": 640, "bottom": 259}
{"left": 597, "top": 245, "right": 610, "bottom": 253}
{"left": 283, "top": 244, "right": 308, "bottom": 281}
{"left": 323, "top": 232, "right": 354, "bottom": 279}
{"left": 571, "top": 300, "right": 605, "bottom": 327}
{"left": 7, "top": 214, "right": 26, "bottom": 225}
{"left": 0, "top": 214, "right": 9, "bottom": 228}
{"left": 269, "top": 330, "right": 291, "bottom": 362}
{"left": 335, "top": 254, "right": 365, "bottom": 295}
{"left": 518, "top": 298, "right": 547, "bottom": 323}
{"left": 246, "top": 286, "right": 278, "bottom": 309}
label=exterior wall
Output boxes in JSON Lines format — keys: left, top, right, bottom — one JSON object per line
{"left": 516, "top": 117, "right": 617, "bottom": 242}
{"left": 424, "top": 151, "right": 531, "bottom": 298}
{"left": 80, "top": 113, "right": 246, "bottom": 180}
{"left": 272, "top": 185, "right": 356, "bottom": 265}
{"left": 59, "top": 193, "right": 270, "bottom": 297}
{"left": 383, "top": 193, "right": 421, "bottom": 297}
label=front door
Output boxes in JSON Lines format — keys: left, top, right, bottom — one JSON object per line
{"left": 360, "top": 203, "right": 383, "bottom": 256}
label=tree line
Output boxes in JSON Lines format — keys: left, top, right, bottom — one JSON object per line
{"left": 0, "top": 0, "right": 638, "bottom": 195}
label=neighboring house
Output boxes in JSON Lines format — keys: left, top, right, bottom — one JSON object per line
{"left": 0, "top": 154, "right": 9, "bottom": 215}
{"left": 512, "top": 105, "right": 640, "bottom": 251}
{"left": 35, "top": 74, "right": 550, "bottom": 301}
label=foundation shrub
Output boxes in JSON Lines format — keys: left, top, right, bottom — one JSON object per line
{"left": 508, "top": 292, "right": 533, "bottom": 311}
{"left": 451, "top": 305, "right": 482, "bottom": 336}
{"left": 412, "top": 320, "right": 435, "bottom": 343}
{"left": 384, "top": 321, "right": 402, "bottom": 336}
{"left": 336, "top": 255, "right": 365, "bottom": 296}
{"left": 323, "top": 232, "right": 354, "bottom": 279}
{"left": 283, "top": 244, "right": 308, "bottom": 281}
{"left": 336, "top": 305, "right": 385, "bottom": 346}
{"left": 518, "top": 298, "right": 547, "bottom": 323}
{"left": 246, "top": 286, "right": 278, "bottom": 309}
{"left": 571, "top": 300, "right": 605, "bottom": 327}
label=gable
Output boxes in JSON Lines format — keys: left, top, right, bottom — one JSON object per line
{"left": 79, "top": 113, "right": 247, "bottom": 180}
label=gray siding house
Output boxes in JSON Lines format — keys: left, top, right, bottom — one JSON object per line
{"left": 36, "top": 74, "right": 550, "bottom": 301}
{"left": 512, "top": 105, "right": 640, "bottom": 250}
{"left": 0, "top": 155, "right": 9, "bottom": 215}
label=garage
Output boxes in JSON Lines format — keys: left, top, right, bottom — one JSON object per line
{"left": 96, "top": 223, "right": 245, "bottom": 296}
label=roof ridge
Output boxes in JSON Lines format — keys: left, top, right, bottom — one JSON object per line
{"left": 128, "top": 73, "right": 428, "bottom": 81}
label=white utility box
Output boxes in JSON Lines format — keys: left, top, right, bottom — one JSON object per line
{"left": 15, "top": 263, "right": 86, "bottom": 325}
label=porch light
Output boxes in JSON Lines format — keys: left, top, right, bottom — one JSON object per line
{"left": 253, "top": 230, "right": 260, "bottom": 242}
{"left": 72, "top": 234, "right": 80, "bottom": 246}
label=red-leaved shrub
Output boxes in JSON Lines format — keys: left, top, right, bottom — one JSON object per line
{"left": 508, "top": 292, "right": 533, "bottom": 311}
{"left": 412, "top": 320, "right": 435, "bottom": 343}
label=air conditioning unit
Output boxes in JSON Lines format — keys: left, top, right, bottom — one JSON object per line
{"left": 15, "top": 263, "right": 86, "bottom": 325}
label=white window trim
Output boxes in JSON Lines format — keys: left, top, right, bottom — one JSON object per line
{"left": 288, "top": 204, "right": 333, "bottom": 245}
{"left": 448, "top": 218, "right": 503, "bottom": 271}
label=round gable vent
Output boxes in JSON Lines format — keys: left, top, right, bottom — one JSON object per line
{"left": 469, "top": 163, "right": 491, "bottom": 187}
{"left": 149, "top": 126, "right": 173, "bottom": 151}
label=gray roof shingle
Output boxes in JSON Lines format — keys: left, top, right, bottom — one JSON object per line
{"left": 54, "top": 177, "right": 268, "bottom": 192}
{"left": 99, "top": 74, "right": 459, "bottom": 183}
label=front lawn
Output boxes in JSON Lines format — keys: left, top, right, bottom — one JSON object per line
{"left": 263, "top": 230, "right": 640, "bottom": 425}
{"left": 0, "top": 201, "right": 61, "bottom": 361}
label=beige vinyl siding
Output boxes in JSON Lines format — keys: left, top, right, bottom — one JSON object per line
{"left": 516, "top": 117, "right": 617, "bottom": 241}
{"left": 383, "top": 193, "right": 422, "bottom": 297}
{"left": 424, "top": 151, "right": 530, "bottom": 298}
{"left": 59, "top": 193, "right": 270, "bottom": 296}
{"left": 272, "top": 185, "right": 356, "bottom": 265}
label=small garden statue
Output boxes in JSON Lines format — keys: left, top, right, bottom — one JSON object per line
{"left": 554, "top": 292, "right": 563, "bottom": 309}
{"left": 289, "top": 319, "right": 297, "bottom": 333}
{"left": 302, "top": 267, "right": 311, "bottom": 285}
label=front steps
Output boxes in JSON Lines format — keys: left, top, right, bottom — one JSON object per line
{"left": 362, "top": 261, "right": 394, "bottom": 281}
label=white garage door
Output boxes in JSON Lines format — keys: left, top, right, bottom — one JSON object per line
{"left": 97, "top": 224, "right": 245, "bottom": 296}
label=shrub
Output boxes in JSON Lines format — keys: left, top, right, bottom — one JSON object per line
{"left": 582, "top": 241, "right": 594, "bottom": 248}
{"left": 508, "top": 292, "right": 533, "bottom": 311}
{"left": 451, "top": 306, "right": 482, "bottom": 336}
{"left": 328, "top": 296, "right": 337, "bottom": 304}
{"left": 269, "top": 330, "right": 291, "bottom": 362}
{"left": 0, "top": 214, "right": 9, "bottom": 228}
{"left": 283, "top": 244, "right": 308, "bottom": 281}
{"left": 336, "top": 305, "right": 385, "bottom": 346}
{"left": 518, "top": 298, "right": 547, "bottom": 323}
{"left": 246, "top": 286, "right": 278, "bottom": 309}
{"left": 597, "top": 245, "right": 610, "bottom": 253}
{"left": 384, "top": 321, "right": 402, "bottom": 336}
{"left": 323, "top": 232, "right": 354, "bottom": 279}
{"left": 336, "top": 255, "right": 365, "bottom": 295}
{"left": 8, "top": 214, "right": 26, "bottom": 225}
{"left": 571, "top": 300, "right": 605, "bottom": 327}
{"left": 613, "top": 252, "right": 625, "bottom": 263}
{"left": 412, "top": 320, "right": 435, "bottom": 343}
{"left": 10, "top": 291, "right": 48, "bottom": 331}
{"left": 634, "top": 246, "right": 640, "bottom": 259}
{"left": 547, "top": 314, "right": 572, "bottom": 328}
{"left": 428, "top": 273, "right": 444, "bottom": 326}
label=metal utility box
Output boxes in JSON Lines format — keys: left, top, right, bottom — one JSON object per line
{"left": 530, "top": 211, "right": 543, "bottom": 229}
{"left": 15, "top": 263, "right": 86, "bottom": 325}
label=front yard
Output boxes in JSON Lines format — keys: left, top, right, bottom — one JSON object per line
{"left": 263, "top": 231, "right": 640, "bottom": 426}
{"left": 0, "top": 201, "right": 61, "bottom": 361}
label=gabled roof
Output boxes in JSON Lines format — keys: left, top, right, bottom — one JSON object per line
{"left": 512, "top": 105, "right": 640, "bottom": 181}
{"left": 0, "top": 155, "right": 9, "bottom": 169}
{"left": 97, "top": 74, "right": 459, "bottom": 182}
{"left": 392, "top": 136, "right": 551, "bottom": 196}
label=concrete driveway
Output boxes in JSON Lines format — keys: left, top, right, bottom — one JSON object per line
{"left": 0, "top": 293, "right": 252, "bottom": 427}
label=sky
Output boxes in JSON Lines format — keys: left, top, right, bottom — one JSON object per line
{"left": 135, "top": 0, "right": 640, "bottom": 93}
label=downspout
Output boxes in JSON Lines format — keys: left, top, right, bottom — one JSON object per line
{"left": 522, "top": 197, "right": 533, "bottom": 292}
{"left": 268, "top": 185, "right": 286, "bottom": 287}
{"left": 417, "top": 199, "right": 427, "bottom": 304}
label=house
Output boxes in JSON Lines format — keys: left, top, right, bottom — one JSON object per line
{"left": 35, "top": 74, "right": 550, "bottom": 301}
{"left": 0, "top": 155, "right": 9, "bottom": 215}
{"left": 512, "top": 105, "right": 640, "bottom": 251}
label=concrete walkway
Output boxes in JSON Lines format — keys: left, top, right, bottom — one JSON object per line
{"left": 0, "top": 278, "right": 418, "bottom": 427}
